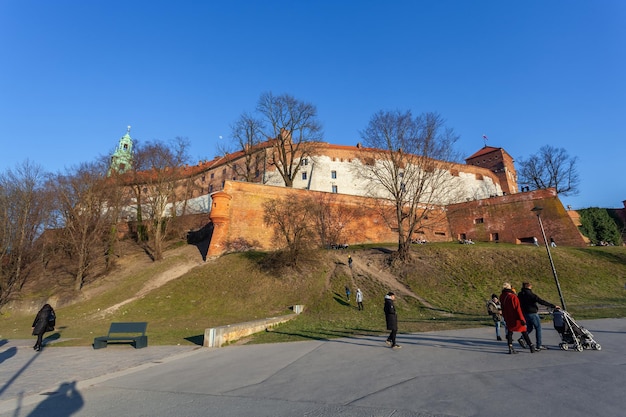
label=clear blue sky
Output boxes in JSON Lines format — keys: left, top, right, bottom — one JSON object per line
{"left": 1, "top": 1, "right": 624, "bottom": 209}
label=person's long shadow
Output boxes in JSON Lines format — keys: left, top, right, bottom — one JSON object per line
{"left": 25, "top": 381, "right": 84, "bottom": 417}
{"left": 0, "top": 346, "right": 17, "bottom": 365}
{"left": 0, "top": 332, "right": 62, "bottom": 398}
{"left": 0, "top": 347, "right": 40, "bottom": 398}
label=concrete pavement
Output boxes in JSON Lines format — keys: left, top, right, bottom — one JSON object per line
{"left": 1, "top": 317, "right": 625, "bottom": 416}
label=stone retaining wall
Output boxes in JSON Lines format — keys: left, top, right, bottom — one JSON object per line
{"left": 204, "top": 305, "right": 304, "bottom": 348}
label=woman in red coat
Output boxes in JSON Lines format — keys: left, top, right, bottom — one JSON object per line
{"left": 500, "top": 283, "right": 535, "bottom": 354}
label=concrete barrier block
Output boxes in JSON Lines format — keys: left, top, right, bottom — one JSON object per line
{"left": 204, "top": 307, "right": 303, "bottom": 348}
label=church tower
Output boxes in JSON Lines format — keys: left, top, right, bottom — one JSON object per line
{"left": 465, "top": 145, "right": 518, "bottom": 195}
{"left": 108, "top": 126, "right": 134, "bottom": 176}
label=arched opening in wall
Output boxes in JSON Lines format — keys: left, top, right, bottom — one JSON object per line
{"left": 458, "top": 233, "right": 467, "bottom": 241}
{"left": 517, "top": 237, "right": 536, "bottom": 245}
{"left": 186, "top": 222, "right": 214, "bottom": 261}
{"left": 490, "top": 233, "right": 499, "bottom": 242}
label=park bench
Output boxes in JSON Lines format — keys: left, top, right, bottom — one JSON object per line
{"left": 93, "top": 322, "right": 148, "bottom": 349}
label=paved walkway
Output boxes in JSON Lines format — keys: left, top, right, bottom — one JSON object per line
{"left": 1, "top": 318, "right": 625, "bottom": 417}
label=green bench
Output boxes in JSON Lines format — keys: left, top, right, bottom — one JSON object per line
{"left": 93, "top": 322, "right": 148, "bottom": 349}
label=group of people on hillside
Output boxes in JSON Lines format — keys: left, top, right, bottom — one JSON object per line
{"left": 487, "top": 282, "right": 559, "bottom": 354}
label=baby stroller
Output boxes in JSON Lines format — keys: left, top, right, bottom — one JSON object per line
{"left": 551, "top": 308, "right": 601, "bottom": 352}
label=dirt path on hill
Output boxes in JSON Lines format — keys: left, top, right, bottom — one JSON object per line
{"left": 89, "top": 245, "right": 205, "bottom": 318}
{"left": 333, "top": 249, "right": 450, "bottom": 315}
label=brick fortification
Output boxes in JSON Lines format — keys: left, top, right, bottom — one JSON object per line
{"left": 208, "top": 181, "right": 402, "bottom": 257}
{"left": 446, "top": 188, "right": 586, "bottom": 247}
{"left": 208, "top": 181, "right": 585, "bottom": 257}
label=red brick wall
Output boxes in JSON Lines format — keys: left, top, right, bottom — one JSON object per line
{"left": 446, "top": 188, "right": 586, "bottom": 247}
{"left": 205, "top": 182, "right": 585, "bottom": 256}
{"left": 208, "top": 181, "right": 457, "bottom": 255}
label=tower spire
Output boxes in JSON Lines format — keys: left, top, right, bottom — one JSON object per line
{"left": 107, "top": 126, "right": 134, "bottom": 176}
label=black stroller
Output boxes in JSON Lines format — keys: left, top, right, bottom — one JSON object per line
{"left": 552, "top": 308, "right": 601, "bottom": 352}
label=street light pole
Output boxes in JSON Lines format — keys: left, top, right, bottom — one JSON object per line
{"left": 531, "top": 206, "right": 567, "bottom": 310}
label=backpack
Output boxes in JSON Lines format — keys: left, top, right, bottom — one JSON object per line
{"left": 46, "top": 311, "right": 56, "bottom": 332}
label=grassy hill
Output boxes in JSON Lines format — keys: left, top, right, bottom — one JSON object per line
{"left": 1, "top": 242, "right": 625, "bottom": 346}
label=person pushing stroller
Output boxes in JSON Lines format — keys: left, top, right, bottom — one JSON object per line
{"left": 518, "top": 281, "right": 559, "bottom": 351}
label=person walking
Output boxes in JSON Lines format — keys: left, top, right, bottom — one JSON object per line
{"left": 32, "top": 303, "right": 55, "bottom": 352}
{"left": 356, "top": 288, "right": 364, "bottom": 311}
{"left": 348, "top": 255, "right": 353, "bottom": 269}
{"left": 518, "top": 281, "right": 559, "bottom": 351}
{"left": 500, "top": 283, "right": 534, "bottom": 354}
{"left": 345, "top": 286, "right": 351, "bottom": 302}
{"left": 384, "top": 292, "right": 401, "bottom": 348}
{"left": 486, "top": 294, "right": 506, "bottom": 341}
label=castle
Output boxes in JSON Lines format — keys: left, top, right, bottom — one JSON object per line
{"left": 109, "top": 129, "right": 587, "bottom": 256}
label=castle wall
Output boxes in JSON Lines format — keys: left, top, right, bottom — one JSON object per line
{"left": 446, "top": 188, "right": 586, "bottom": 247}
{"left": 205, "top": 182, "right": 584, "bottom": 257}
{"left": 208, "top": 181, "right": 457, "bottom": 255}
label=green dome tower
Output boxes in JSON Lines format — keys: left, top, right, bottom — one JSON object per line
{"left": 108, "top": 126, "right": 134, "bottom": 176}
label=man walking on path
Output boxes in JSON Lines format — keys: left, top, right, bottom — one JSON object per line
{"left": 518, "top": 281, "right": 559, "bottom": 351}
{"left": 384, "top": 292, "right": 401, "bottom": 348}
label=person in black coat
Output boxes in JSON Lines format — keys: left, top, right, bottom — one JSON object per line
{"left": 384, "top": 292, "right": 401, "bottom": 348}
{"left": 32, "top": 303, "right": 55, "bottom": 351}
{"left": 518, "top": 282, "right": 558, "bottom": 351}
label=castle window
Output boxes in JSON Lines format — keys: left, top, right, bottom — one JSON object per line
{"left": 301, "top": 158, "right": 308, "bottom": 166}
{"left": 435, "top": 231, "right": 446, "bottom": 236}
{"left": 302, "top": 172, "right": 307, "bottom": 180}
{"left": 211, "top": 173, "right": 214, "bottom": 179}
{"left": 332, "top": 185, "right": 338, "bottom": 193}
{"left": 331, "top": 170, "right": 337, "bottom": 179}
{"left": 474, "top": 218, "right": 484, "bottom": 224}
{"left": 201, "top": 175, "right": 206, "bottom": 183}
{"left": 209, "top": 184, "right": 213, "bottom": 193}
{"left": 222, "top": 169, "right": 226, "bottom": 176}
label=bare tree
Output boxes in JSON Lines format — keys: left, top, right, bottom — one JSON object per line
{"left": 517, "top": 145, "right": 580, "bottom": 196}
{"left": 263, "top": 196, "right": 314, "bottom": 265}
{"left": 355, "top": 110, "right": 461, "bottom": 260}
{"left": 48, "top": 161, "right": 116, "bottom": 291}
{"left": 127, "top": 137, "right": 190, "bottom": 261}
{"left": 218, "top": 112, "right": 266, "bottom": 182}
{"left": 304, "top": 193, "right": 359, "bottom": 248}
{"left": 0, "top": 161, "right": 51, "bottom": 305}
{"left": 257, "top": 92, "right": 323, "bottom": 187}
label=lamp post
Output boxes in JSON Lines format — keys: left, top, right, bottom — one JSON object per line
{"left": 531, "top": 206, "right": 567, "bottom": 310}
